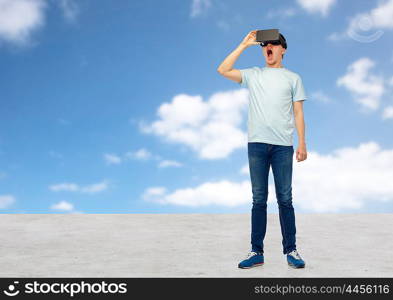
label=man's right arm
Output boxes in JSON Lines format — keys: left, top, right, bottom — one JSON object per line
{"left": 217, "top": 30, "right": 259, "bottom": 84}
{"left": 216, "top": 44, "right": 247, "bottom": 84}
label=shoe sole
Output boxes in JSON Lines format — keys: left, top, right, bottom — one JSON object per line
{"left": 288, "top": 262, "right": 305, "bottom": 268}
{"left": 238, "top": 263, "right": 264, "bottom": 269}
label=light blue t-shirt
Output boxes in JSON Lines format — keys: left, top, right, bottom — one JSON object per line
{"left": 239, "top": 66, "right": 307, "bottom": 146}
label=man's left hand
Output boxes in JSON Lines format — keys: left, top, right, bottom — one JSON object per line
{"left": 296, "top": 143, "right": 307, "bottom": 162}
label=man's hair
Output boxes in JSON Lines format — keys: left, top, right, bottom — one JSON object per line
{"left": 280, "top": 33, "right": 286, "bottom": 60}
{"left": 279, "top": 33, "right": 287, "bottom": 49}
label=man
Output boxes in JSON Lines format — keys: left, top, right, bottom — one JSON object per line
{"left": 217, "top": 30, "right": 307, "bottom": 269}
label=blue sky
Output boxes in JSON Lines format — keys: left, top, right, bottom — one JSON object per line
{"left": 1, "top": 0, "right": 393, "bottom": 214}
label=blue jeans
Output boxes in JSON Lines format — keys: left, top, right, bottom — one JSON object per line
{"left": 248, "top": 142, "right": 297, "bottom": 255}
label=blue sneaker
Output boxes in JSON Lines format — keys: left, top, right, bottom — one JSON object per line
{"left": 286, "top": 249, "right": 305, "bottom": 268}
{"left": 238, "top": 251, "right": 264, "bottom": 269}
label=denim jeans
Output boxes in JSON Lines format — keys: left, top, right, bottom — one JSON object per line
{"left": 248, "top": 142, "right": 297, "bottom": 255}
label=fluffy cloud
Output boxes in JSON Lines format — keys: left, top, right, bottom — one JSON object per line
{"left": 296, "top": 0, "right": 336, "bottom": 17}
{"left": 142, "top": 187, "right": 167, "bottom": 200}
{"left": 0, "top": 0, "right": 46, "bottom": 45}
{"left": 363, "top": 0, "right": 393, "bottom": 29}
{"left": 293, "top": 141, "right": 393, "bottom": 212}
{"left": 144, "top": 141, "right": 393, "bottom": 212}
{"left": 0, "top": 0, "right": 80, "bottom": 47}
{"left": 382, "top": 106, "right": 393, "bottom": 119}
{"left": 143, "top": 180, "right": 251, "bottom": 207}
{"left": 0, "top": 194, "right": 15, "bottom": 209}
{"left": 50, "top": 200, "right": 74, "bottom": 211}
{"left": 140, "top": 90, "right": 248, "bottom": 159}
{"left": 49, "top": 180, "right": 109, "bottom": 194}
{"left": 337, "top": 57, "right": 384, "bottom": 111}
{"left": 329, "top": 0, "right": 393, "bottom": 42}
{"left": 126, "top": 148, "right": 153, "bottom": 160}
{"left": 239, "top": 164, "right": 249, "bottom": 175}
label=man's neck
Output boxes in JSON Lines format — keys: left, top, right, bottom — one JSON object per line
{"left": 265, "top": 63, "right": 284, "bottom": 68}
{"left": 265, "top": 60, "right": 284, "bottom": 68}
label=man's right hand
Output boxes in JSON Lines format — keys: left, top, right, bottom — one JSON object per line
{"left": 240, "top": 30, "right": 260, "bottom": 48}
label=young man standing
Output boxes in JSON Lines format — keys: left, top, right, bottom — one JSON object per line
{"left": 217, "top": 30, "right": 307, "bottom": 269}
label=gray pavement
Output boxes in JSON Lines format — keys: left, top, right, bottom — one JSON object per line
{"left": 0, "top": 214, "right": 392, "bottom": 277}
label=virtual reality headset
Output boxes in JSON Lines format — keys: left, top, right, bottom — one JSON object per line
{"left": 256, "top": 29, "right": 287, "bottom": 49}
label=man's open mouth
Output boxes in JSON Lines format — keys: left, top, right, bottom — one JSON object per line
{"left": 267, "top": 49, "right": 273, "bottom": 57}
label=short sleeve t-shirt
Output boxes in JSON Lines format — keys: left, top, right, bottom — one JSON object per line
{"left": 239, "top": 66, "right": 307, "bottom": 146}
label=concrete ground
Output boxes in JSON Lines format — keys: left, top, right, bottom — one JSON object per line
{"left": 0, "top": 214, "right": 392, "bottom": 277}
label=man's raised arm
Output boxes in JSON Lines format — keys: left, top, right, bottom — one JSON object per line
{"left": 217, "top": 30, "right": 259, "bottom": 84}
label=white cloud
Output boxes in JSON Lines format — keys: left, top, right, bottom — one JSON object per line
{"left": 145, "top": 141, "right": 393, "bottom": 212}
{"left": 239, "top": 164, "right": 249, "bottom": 175}
{"left": 140, "top": 89, "right": 248, "bottom": 159}
{"left": 329, "top": 0, "right": 393, "bottom": 43}
{"left": 296, "top": 0, "right": 336, "bottom": 17}
{"left": 104, "top": 153, "right": 122, "bottom": 165}
{"left": 337, "top": 57, "right": 385, "bottom": 111}
{"left": 59, "top": 0, "right": 79, "bottom": 22}
{"left": 382, "top": 106, "right": 393, "bottom": 119}
{"left": 293, "top": 141, "right": 393, "bottom": 212}
{"left": 51, "top": 200, "right": 74, "bottom": 211}
{"left": 190, "top": 0, "right": 211, "bottom": 18}
{"left": 49, "top": 180, "right": 109, "bottom": 194}
{"left": 0, "top": 194, "right": 15, "bottom": 209}
{"left": 0, "top": 0, "right": 46, "bottom": 46}
{"left": 142, "top": 187, "right": 167, "bottom": 200}
{"left": 125, "top": 148, "right": 152, "bottom": 160}
{"left": 0, "top": 0, "right": 81, "bottom": 47}
{"left": 158, "top": 160, "right": 183, "bottom": 168}
{"left": 368, "top": 0, "right": 393, "bottom": 29}
{"left": 143, "top": 180, "right": 251, "bottom": 207}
